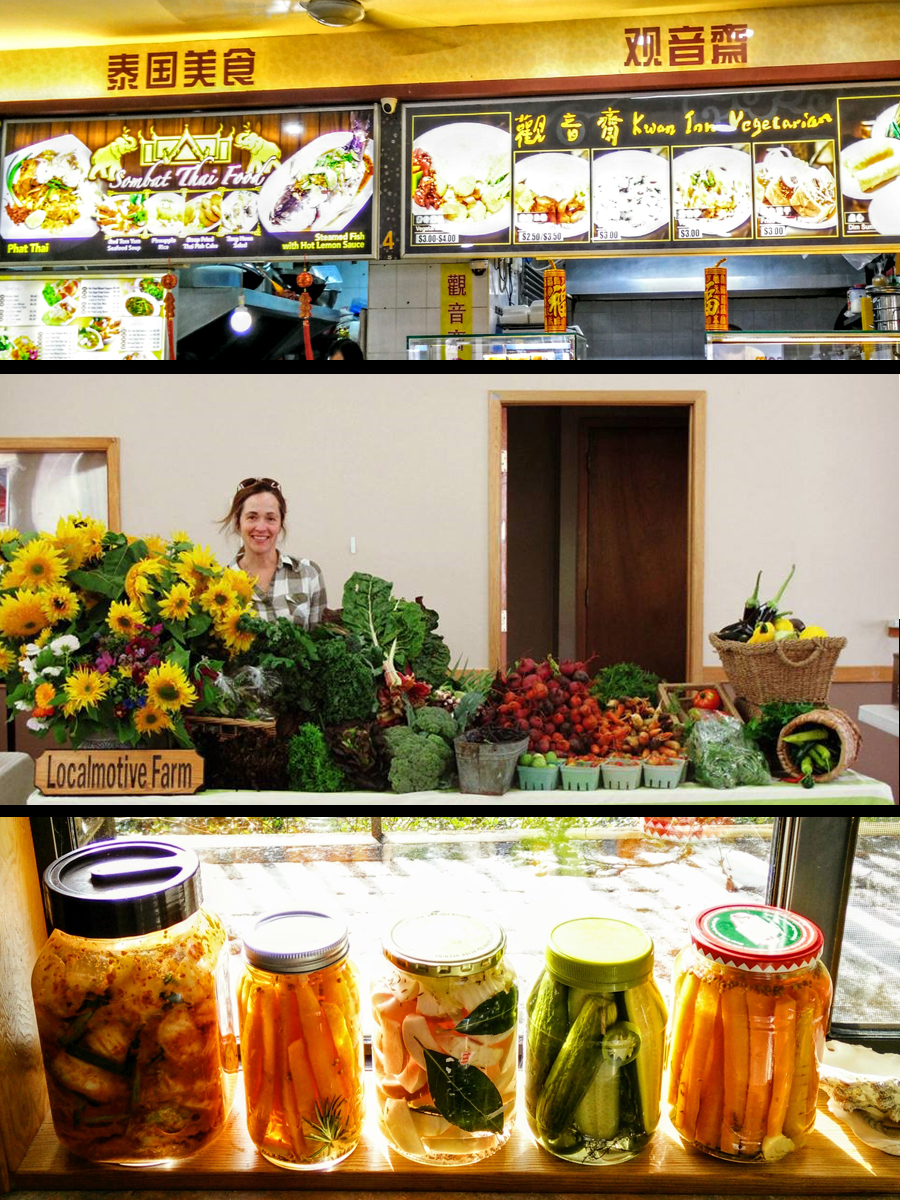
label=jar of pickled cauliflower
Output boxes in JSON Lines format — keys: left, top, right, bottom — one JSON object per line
{"left": 31, "top": 840, "right": 238, "bottom": 1164}
{"left": 237, "top": 910, "right": 364, "bottom": 1170}
{"left": 373, "top": 912, "right": 518, "bottom": 1165}
{"left": 525, "top": 917, "right": 667, "bottom": 1165}
{"left": 668, "top": 903, "right": 832, "bottom": 1162}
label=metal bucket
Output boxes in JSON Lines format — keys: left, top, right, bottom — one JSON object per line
{"left": 870, "top": 288, "right": 900, "bottom": 331}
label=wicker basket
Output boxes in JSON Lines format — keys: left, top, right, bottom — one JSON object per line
{"left": 709, "top": 633, "right": 847, "bottom": 706}
{"left": 658, "top": 681, "right": 742, "bottom": 723}
{"left": 185, "top": 715, "right": 277, "bottom": 739}
{"left": 776, "top": 707, "right": 862, "bottom": 783}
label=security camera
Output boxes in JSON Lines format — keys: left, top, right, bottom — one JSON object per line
{"left": 380, "top": 97, "right": 398, "bottom": 115}
{"left": 471, "top": 259, "right": 488, "bottom": 276}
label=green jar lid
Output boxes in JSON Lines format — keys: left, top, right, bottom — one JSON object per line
{"left": 546, "top": 917, "right": 654, "bottom": 990}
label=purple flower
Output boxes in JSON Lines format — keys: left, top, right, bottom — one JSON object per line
{"left": 95, "top": 650, "right": 117, "bottom": 674}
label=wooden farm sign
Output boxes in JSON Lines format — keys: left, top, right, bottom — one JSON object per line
{"left": 35, "top": 750, "right": 204, "bottom": 795}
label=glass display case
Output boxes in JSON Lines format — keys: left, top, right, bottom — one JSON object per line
{"left": 407, "top": 332, "right": 586, "bottom": 360}
{"left": 706, "top": 331, "right": 900, "bottom": 360}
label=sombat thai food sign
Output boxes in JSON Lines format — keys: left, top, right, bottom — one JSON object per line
{"left": 0, "top": 107, "right": 377, "bottom": 265}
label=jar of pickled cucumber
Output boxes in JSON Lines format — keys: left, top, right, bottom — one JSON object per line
{"left": 237, "top": 910, "right": 364, "bottom": 1170}
{"left": 525, "top": 917, "right": 667, "bottom": 1165}
{"left": 668, "top": 903, "right": 832, "bottom": 1163}
{"left": 372, "top": 912, "right": 518, "bottom": 1165}
{"left": 30, "top": 840, "right": 238, "bottom": 1164}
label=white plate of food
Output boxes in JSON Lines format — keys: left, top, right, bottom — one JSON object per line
{"left": 592, "top": 149, "right": 670, "bottom": 238}
{"left": 513, "top": 152, "right": 589, "bottom": 239}
{"left": 122, "top": 292, "right": 160, "bottom": 318}
{"left": 673, "top": 146, "right": 753, "bottom": 236}
{"left": 755, "top": 146, "right": 837, "bottom": 229}
{"left": 867, "top": 176, "right": 900, "bottom": 234}
{"left": 131, "top": 277, "right": 167, "bottom": 304}
{"left": 220, "top": 189, "right": 259, "bottom": 234}
{"left": 871, "top": 101, "right": 900, "bottom": 141}
{"left": 411, "top": 121, "right": 511, "bottom": 236}
{"left": 183, "top": 190, "right": 222, "bottom": 235}
{"left": 94, "top": 192, "right": 148, "bottom": 237}
{"left": 145, "top": 192, "right": 185, "bottom": 236}
{"left": 1, "top": 134, "right": 100, "bottom": 240}
{"left": 259, "top": 121, "right": 374, "bottom": 234}
{"left": 840, "top": 137, "right": 900, "bottom": 198}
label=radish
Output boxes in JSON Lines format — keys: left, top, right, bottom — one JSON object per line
{"left": 402, "top": 1014, "right": 442, "bottom": 1068}
{"left": 397, "top": 1057, "right": 427, "bottom": 1094}
{"left": 382, "top": 1098, "right": 425, "bottom": 1156}
{"left": 382, "top": 1014, "right": 405, "bottom": 1075}
{"left": 433, "top": 1030, "right": 503, "bottom": 1067}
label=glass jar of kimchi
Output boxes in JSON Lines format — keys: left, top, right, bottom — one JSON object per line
{"left": 373, "top": 912, "right": 517, "bottom": 1165}
{"left": 237, "top": 910, "right": 364, "bottom": 1170}
{"left": 525, "top": 917, "right": 667, "bottom": 1165}
{"left": 31, "top": 840, "right": 238, "bottom": 1164}
{"left": 668, "top": 903, "right": 832, "bottom": 1163}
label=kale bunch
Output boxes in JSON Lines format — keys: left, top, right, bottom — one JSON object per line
{"left": 312, "top": 632, "right": 378, "bottom": 726}
{"left": 287, "top": 723, "right": 345, "bottom": 792}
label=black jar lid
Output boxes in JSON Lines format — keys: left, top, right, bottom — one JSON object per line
{"left": 43, "top": 839, "right": 203, "bottom": 939}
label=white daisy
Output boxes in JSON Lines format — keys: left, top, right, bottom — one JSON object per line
{"left": 24, "top": 643, "right": 42, "bottom": 657}
{"left": 41, "top": 666, "right": 64, "bottom": 677}
{"left": 26, "top": 717, "right": 49, "bottom": 731}
{"left": 50, "top": 634, "right": 80, "bottom": 655}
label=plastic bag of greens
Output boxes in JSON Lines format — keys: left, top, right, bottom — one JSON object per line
{"left": 686, "top": 715, "right": 771, "bottom": 788}
{"left": 221, "top": 664, "right": 278, "bottom": 721}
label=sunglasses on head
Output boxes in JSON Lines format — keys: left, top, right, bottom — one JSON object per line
{"left": 239, "top": 477, "right": 281, "bottom": 491}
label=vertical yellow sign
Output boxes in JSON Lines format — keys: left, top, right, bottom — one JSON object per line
{"left": 704, "top": 258, "right": 729, "bottom": 331}
{"left": 440, "top": 264, "right": 473, "bottom": 336}
{"left": 544, "top": 268, "right": 567, "bottom": 332}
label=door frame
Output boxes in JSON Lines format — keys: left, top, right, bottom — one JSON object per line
{"left": 488, "top": 391, "right": 706, "bottom": 678}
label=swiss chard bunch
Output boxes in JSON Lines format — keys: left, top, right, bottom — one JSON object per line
{"left": 339, "top": 572, "right": 452, "bottom": 686}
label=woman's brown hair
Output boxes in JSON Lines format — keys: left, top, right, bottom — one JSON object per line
{"left": 219, "top": 480, "right": 287, "bottom": 536}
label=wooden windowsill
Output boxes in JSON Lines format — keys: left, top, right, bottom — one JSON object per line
{"left": 11, "top": 1074, "right": 894, "bottom": 1194}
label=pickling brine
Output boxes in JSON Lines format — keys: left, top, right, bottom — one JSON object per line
{"left": 238, "top": 911, "right": 364, "bottom": 1170}
{"left": 667, "top": 904, "right": 832, "bottom": 1162}
{"left": 373, "top": 912, "right": 517, "bottom": 1165}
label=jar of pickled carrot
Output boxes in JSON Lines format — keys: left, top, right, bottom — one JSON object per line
{"left": 667, "top": 903, "right": 832, "bottom": 1163}
{"left": 525, "top": 917, "right": 668, "bottom": 1165}
{"left": 31, "top": 840, "right": 238, "bottom": 1165}
{"left": 372, "top": 912, "right": 518, "bottom": 1165}
{"left": 238, "top": 910, "right": 364, "bottom": 1170}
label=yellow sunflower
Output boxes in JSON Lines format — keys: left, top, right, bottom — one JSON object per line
{"left": 0, "top": 590, "right": 51, "bottom": 640}
{"left": 0, "top": 642, "right": 15, "bottom": 673}
{"left": 125, "top": 557, "right": 166, "bottom": 611}
{"left": 0, "top": 529, "right": 21, "bottom": 545}
{"left": 170, "top": 530, "right": 191, "bottom": 545}
{"left": 52, "top": 517, "right": 94, "bottom": 570}
{"left": 40, "top": 585, "right": 80, "bottom": 624}
{"left": 198, "top": 578, "right": 237, "bottom": 618}
{"left": 223, "top": 567, "right": 257, "bottom": 604}
{"left": 175, "top": 545, "right": 221, "bottom": 595}
{"left": 158, "top": 581, "right": 194, "bottom": 622}
{"left": 36, "top": 627, "right": 53, "bottom": 647}
{"left": 63, "top": 666, "right": 112, "bottom": 714}
{"left": 78, "top": 515, "right": 107, "bottom": 561}
{"left": 143, "top": 534, "right": 168, "bottom": 558}
{"left": 107, "top": 600, "right": 145, "bottom": 638}
{"left": 214, "top": 605, "right": 256, "bottom": 657}
{"left": 144, "top": 662, "right": 198, "bottom": 711}
{"left": 134, "top": 704, "right": 173, "bottom": 736}
{"left": 9, "top": 538, "right": 68, "bottom": 591}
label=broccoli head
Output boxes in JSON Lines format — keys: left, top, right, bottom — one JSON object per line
{"left": 383, "top": 725, "right": 419, "bottom": 757}
{"left": 413, "top": 705, "right": 457, "bottom": 740}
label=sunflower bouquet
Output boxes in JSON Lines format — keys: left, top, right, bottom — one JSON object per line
{"left": 0, "top": 516, "right": 258, "bottom": 749}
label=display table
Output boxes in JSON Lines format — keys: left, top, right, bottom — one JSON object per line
{"left": 858, "top": 704, "right": 900, "bottom": 737}
{"left": 26, "top": 770, "right": 895, "bottom": 805}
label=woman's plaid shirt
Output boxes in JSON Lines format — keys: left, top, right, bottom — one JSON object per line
{"left": 228, "top": 551, "right": 327, "bottom": 627}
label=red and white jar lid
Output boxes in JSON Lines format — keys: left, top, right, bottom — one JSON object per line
{"left": 691, "top": 903, "right": 824, "bottom": 974}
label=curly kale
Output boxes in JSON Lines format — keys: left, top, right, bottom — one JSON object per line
{"left": 287, "top": 723, "right": 345, "bottom": 792}
{"left": 314, "top": 634, "right": 378, "bottom": 725}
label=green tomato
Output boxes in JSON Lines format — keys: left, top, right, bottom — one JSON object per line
{"left": 545, "top": 751, "right": 558, "bottom": 764}
{"left": 531, "top": 754, "right": 547, "bottom": 767}
{"left": 519, "top": 753, "right": 534, "bottom": 767}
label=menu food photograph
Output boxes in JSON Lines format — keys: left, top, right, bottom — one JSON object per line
{"left": 514, "top": 150, "right": 589, "bottom": 244}
{"left": 1, "top": 109, "right": 376, "bottom": 264}
{"left": 754, "top": 141, "right": 837, "bottom": 238}
{"left": 838, "top": 94, "right": 900, "bottom": 237}
{"left": 592, "top": 147, "right": 670, "bottom": 243}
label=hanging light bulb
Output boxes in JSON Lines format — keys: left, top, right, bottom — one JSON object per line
{"left": 230, "top": 291, "right": 252, "bottom": 334}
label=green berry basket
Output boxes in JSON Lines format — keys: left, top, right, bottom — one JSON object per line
{"left": 559, "top": 763, "right": 601, "bottom": 791}
{"left": 600, "top": 758, "right": 643, "bottom": 790}
{"left": 641, "top": 758, "right": 687, "bottom": 789}
{"left": 517, "top": 764, "right": 561, "bottom": 790}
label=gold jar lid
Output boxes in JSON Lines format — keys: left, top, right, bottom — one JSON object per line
{"left": 382, "top": 911, "right": 506, "bottom": 977}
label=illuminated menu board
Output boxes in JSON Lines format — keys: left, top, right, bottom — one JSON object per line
{"left": 403, "top": 86, "right": 899, "bottom": 255}
{"left": 0, "top": 273, "right": 173, "bottom": 360}
{"left": 1, "top": 107, "right": 376, "bottom": 265}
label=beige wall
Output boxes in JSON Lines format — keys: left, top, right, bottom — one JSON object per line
{"left": 0, "top": 373, "right": 896, "bottom": 670}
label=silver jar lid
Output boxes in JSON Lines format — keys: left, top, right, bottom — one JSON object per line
{"left": 243, "top": 910, "right": 349, "bottom": 974}
{"left": 383, "top": 911, "right": 506, "bottom": 977}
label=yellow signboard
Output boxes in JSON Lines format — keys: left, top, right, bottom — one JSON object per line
{"left": 543, "top": 268, "right": 567, "bottom": 332}
{"left": 0, "top": 6, "right": 896, "bottom": 105}
{"left": 440, "top": 264, "right": 473, "bottom": 335}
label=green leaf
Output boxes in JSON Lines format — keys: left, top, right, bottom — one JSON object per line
{"left": 168, "top": 644, "right": 190, "bottom": 674}
{"left": 68, "top": 568, "right": 127, "bottom": 600}
{"left": 454, "top": 985, "right": 517, "bottom": 1036}
{"left": 421, "top": 1045, "right": 504, "bottom": 1133}
{"left": 184, "top": 612, "right": 212, "bottom": 638}
{"left": 170, "top": 716, "right": 194, "bottom": 749}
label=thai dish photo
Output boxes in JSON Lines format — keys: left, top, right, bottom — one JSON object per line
{"left": 76, "top": 317, "right": 121, "bottom": 352}
{"left": 265, "top": 119, "right": 373, "bottom": 232}
{"left": 31, "top": 908, "right": 237, "bottom": 1161}
{"left": 183, "top": 192, "right": 222, "bottom": 233}
{"left": 673, "top": 147, "right": 752, "bottom": 233}
{"left": 137, "top": 278, "right": 166, "bottom": 301}
{"left": 124, "top": 295, "right": 156, "bottom": 318}
{"left": 514, "top": 153, "right": 588, "bottom": 233}
{"left": 755, "top": 146, "right": 836, "bottom": 225}
{"left": 95, "top": 193, "right": 148, "bottom": 236}
{"left": 220, "top": 190, "right": 258, "bottom": 234}
{"left": 0, "top": 332, "right": 40, "bottom": 360}
{"left": 42, "top": 299, "right": 79, "bottom": 325}
{"left": 146, "top": 193, "right": 185, "bottom": 237}
{"left": 41, "top": 279, "right": 80, "bottom": 323}
{"left": 4, "top": 148, "right": 91, "bottom": 232}
{"left": 593, "top": 150, "right": 669, "bottom": 238}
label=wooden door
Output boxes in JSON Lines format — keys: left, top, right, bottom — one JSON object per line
{"left": 578, "top": 416, "right": 689, "bottom": 681}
